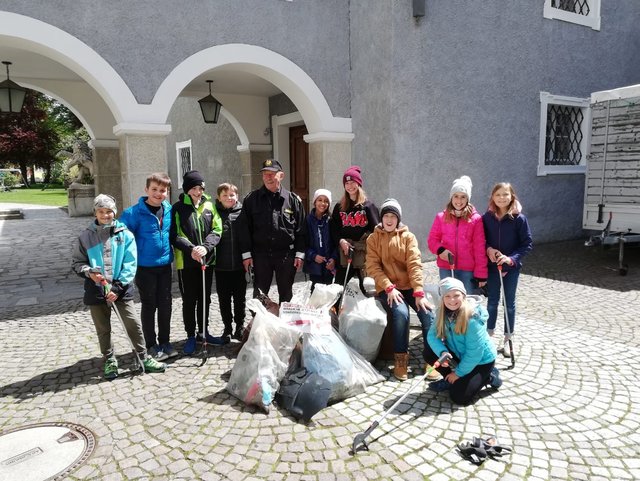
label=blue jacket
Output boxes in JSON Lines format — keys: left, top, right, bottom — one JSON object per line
{"left": 303, "top": 210, "right": 338, "bottom": 276}
{"left": 482, "top": 211, "right": 533, "bottom": 272}
{"left": 120, "top": 197, "right": 173, "bottom": 267}
{"left": 427, "top": 301, "right": 497, "bottom": 377}
{"left": 71, "top": 219, "right": 137, "bottom": 305}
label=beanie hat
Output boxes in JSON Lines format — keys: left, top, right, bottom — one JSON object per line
{"left": 93, "top": 194, "right": 117, "bottom": 215}
{"left": 182, "top": 170, "right": 205, "bottom": 192}
{"left": 450, "top": 175, "right": 473, "bottom": 200}
{"left": 312, "top": 188, "right": 332, "bottom": 206}
{"left": 380, "top": 198, "right": 402, "bottom": 223}
{"left": 343, "top": 165, "right": 363, "bottom": 187}
{"left": 438, "top": 277, "right": 467, "bottom": 297}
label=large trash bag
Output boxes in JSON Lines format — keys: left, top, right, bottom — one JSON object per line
{"left": 276, "top": 367, "right": 332, "bottom": 422}
{"left": 226, "top": 299, "right": 301, "bottom": 412}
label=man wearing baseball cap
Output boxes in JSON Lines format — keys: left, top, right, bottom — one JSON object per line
{"left": 237, "top": 159, "right": 306, "bottom": 302}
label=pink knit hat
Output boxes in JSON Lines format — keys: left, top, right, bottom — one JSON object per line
{"left": 343, "top": 165, "right": 363, "bottom": 186}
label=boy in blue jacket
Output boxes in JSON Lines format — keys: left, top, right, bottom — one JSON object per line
{"left": 120, "top": 173, "right": 176, "bottom": 361}
{"left": 72, "top": 194, "right": 166, "bottom": 379}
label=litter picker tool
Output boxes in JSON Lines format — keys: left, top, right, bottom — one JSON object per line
{"left": 447, "top": 252, "right": 455, "bottom": 278}
{"left": 338, "top": 246, "right": 354, "bottom": 312}
{"left": 97, "top": 274, "right": 145, "bottom": 375}
{"left": 351, "top": 352, "right": 452, "bottom": 454}
{"left": 199, "top": 257, "right": 209, "bottom": 366}
{"left": 497, "top": 264, "right": 515, "bottom": 369}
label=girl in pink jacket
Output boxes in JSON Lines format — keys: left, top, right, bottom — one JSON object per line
{"left": 428, "top": 176, "right": 487, "bottom": 294}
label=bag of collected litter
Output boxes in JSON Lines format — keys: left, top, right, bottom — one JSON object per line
{"left": 339, "top": 278, "right": 387, "bottom": 361}
{"left": 227, "top": 299, "right": 301, "bottom": 412}
{"left": 307, "top": 283, "right": 343, "bottom": 310}
{"left": 302, "top": 328, "right": 384, "bottom": 402}
{"left": 279, "top": 302, "right": 332, "bottom": 334}
{"left": 276, "top": 367, "right": 332, "bottom": 422}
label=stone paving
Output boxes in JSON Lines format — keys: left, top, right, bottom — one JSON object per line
{"left": 1, "top": 204, "right": 640, "bottom": 480}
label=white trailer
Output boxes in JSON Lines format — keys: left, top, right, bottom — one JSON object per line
{"left": 584, "top": 84, "right": 640, "bottom": 275}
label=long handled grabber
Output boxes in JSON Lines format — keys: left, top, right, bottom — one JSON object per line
{"left": 497, "top": 264, "right": 515, "bottom": 369}
{"left": 199, "top": 257, "right": 209, "bottom": 366}
{"left": 447, "top": 252, "right": 455, "bottom": 278}
{"left": 351, "top": 352, "right": 452, "bottom": 454}
{"left": 338, "top": 246, "right": 354, "bottom": 313}
{"left": 98, "top": 276, "right": 145, "bottom": 375}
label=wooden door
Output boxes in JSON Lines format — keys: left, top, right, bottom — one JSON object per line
{"left": 289, "top": 125, "right": 309, "bottom": 211}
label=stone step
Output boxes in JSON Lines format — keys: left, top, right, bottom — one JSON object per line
{"left": 0, "top": 209, "right": 24, "bottom": 220}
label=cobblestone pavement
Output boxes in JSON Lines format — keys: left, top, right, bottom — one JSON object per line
{"left": 1, "top": 205, "right": 639, "bottom": 480}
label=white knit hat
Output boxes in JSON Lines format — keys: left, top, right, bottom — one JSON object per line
{"left": 312, "top": 188, "right": 332, "bottom": 206}
{"left": 93, "top": 194, "right": 117, "bottom": 215}
{"left": 450, "top": 175, "right": 473, "bottom": 200}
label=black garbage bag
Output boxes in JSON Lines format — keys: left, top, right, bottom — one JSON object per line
{"left": 276, "top": 367, "right": 331, "bottom": 422}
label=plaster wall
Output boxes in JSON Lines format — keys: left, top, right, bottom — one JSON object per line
{"left": 350, "top": 0, "right": 640, "bottom": 247}
{"left": 0, "top": 0, "right": 351, "bottom": 118}
{"left": 166, "top": 97, "right": 242, "bottom": 202}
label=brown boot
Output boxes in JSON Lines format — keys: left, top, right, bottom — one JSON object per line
{"left": 393, "top": 352, "right": 409, "bottom": 381}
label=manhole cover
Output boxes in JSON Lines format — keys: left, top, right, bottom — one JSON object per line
{"left": 0, "top": 422, "right": 96, "bottom": 481}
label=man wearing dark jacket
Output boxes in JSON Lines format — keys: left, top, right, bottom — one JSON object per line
{"left": 238, "top": 159, "right": 306, "bottom": 302}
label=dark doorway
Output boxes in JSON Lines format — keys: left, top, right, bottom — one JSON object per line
{"left": 289, "top": 124, "right": 309, "bottom": 210}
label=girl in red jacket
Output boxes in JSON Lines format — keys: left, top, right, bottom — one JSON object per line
{"left": 428, "top": 176, "right": 487, "bottom": 295}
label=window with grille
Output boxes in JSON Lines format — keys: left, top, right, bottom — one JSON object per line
{"left": 543, "top": 0, "right": 600, "bottom": 30}
{"left": 176, "top": 140, "right": 193, "bottom": 187}
{"left": 538, "top": 92, "right": 590, "bottom": 176}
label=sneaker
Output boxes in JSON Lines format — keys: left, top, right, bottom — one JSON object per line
{"left": 104, "top": 357, "right": 118, "bottom": 380}
{"left": 161, "top": 342, "right": 179, "bottom": 359}
{"left": 232, "top": 326, "right": 244, "bottom": 341}
{"left": 428, "top": 378, "right": 452, "bottom": 392}
{"left": 502, "top": 339, "right": 511, "bottom": 358}
{"left": 222, "top": 326, "right": 233, "bottom": 338}
{"left": 425, "top": 363, "right": 442, "bottom": 381}
{"left": 183, "top": 336, "right": 197, "bottom": 355}
{"left": 488, "top": 367, "right": 502, "bottom": 389}
{"left": 148, "top": 345, "right": 169, "bottom": 362}
{"left": 198, "top": 332, "right": 229, "bottom": 345}
{"left": 142, "top": 356, "right": 167, "bottom": 373}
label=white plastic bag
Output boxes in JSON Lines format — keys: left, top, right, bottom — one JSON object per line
{"left": 307, "top": 283, "right": 343, "bottom": 310}
{"left": 338, "top": 278, "right": 387, "bottom": 361}
{"left": 226, "top": 299, "right": 301, "bottom": 412}
{"left": 302, "top": 329, "right": 384, "bottom": 402}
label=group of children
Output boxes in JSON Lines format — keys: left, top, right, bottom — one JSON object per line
{"left": 73, "top": 166, "right": 532, "bottom": 407}
{"left": 73, "top": 171, "right": 247, "bottom": 379}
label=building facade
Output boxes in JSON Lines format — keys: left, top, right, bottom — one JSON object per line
{"left": 1, "top": 0, "right": 639, "bottom": 246}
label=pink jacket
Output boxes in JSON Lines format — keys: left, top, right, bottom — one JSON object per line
{"left": 427, "top": 208, "right": 488, "bottom": 280}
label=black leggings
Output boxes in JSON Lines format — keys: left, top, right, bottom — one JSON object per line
{"left": 424, "top": 344, "right": 494, "bottom": 406}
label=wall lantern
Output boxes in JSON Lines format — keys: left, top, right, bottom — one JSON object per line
{"left": 0, "top": 61, "right": 26, "bottom": 113}
{"left": 198, "top": 80, "right": 222, "bottom": 124}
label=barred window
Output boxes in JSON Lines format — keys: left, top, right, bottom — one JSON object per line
{"left": 544, "top": 0, "right": 600, "bottom": 30}
{"left": 176, "top": 140, "right": 193, "bottom": 186}
{"left": 538, "top": 92, "right": 590, "bottom": 176}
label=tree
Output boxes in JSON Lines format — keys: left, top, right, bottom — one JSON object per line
{"left": 0, "top": 90, "right": 85, "bottom": 185}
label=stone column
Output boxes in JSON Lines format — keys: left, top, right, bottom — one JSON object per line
{"left": 114, "top": 124, "right": 172, "bottom": 209}
{"left": 238, "top": 144, "right": 273, "bottom": 196}
{"left": 89, "top": 139, "right": 121, "bottom": 211}
{"left": 305, "top": 133, "right": 354, "bottom": 204}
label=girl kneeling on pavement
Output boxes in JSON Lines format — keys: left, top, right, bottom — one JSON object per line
{"left": 425, "top": 277, "right": 501, "bottom": 405}
{"left": 365, "top": 198, "right": 435, "bottom": 381}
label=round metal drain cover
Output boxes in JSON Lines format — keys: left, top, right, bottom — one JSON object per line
{"left": 0, "top": 422, "right": 96, "bottom": 481}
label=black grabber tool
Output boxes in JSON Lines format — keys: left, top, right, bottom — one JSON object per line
{"left": 497, "top": 264, "right": 515, "bottom": 369}
{"left": 351, "top": 352, "right": 452, "bottom": 454}
{"left": 199, "top": 257, "right": 209, "bottom": 366}
{"left": 447, "top": 252, "right": 455, "bottom": 278}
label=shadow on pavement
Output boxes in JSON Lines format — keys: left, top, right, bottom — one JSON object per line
{"left": 524, "top": 239, "right": 640, "bottom": 292}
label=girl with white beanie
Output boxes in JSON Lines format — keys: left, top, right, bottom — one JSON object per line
{"left": 427, "top": 175, "right": 487, "bottom": 294}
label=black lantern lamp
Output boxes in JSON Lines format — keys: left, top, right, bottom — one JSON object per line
{"left": 198, "top": 80, "right": 222, "bottom": 124}
{"left": 0, "top": 61, "right": 26, "bottom": 113}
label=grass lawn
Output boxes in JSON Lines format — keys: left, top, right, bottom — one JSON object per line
{"left": 0, "top": 186, "right": 68, "bottom": 207}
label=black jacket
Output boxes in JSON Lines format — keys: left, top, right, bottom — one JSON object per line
{"left": 214, "top": 199, "right": 243, "bottom": 271}
{"left": 238, "top": 185, "right": 306, "bottom": 258}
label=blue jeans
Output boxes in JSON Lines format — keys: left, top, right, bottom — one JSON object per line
{"left": 438, "top": 268, "right": 475, "bottom": 295}
{"left": 486, "top": 264, "right": 520, "bottom": 337}
{"left": 378, "top": 289, "right": 434, "bottom": 352}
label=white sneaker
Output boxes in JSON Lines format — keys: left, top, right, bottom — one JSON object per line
{"left": 148, "top": 345, "right": 169, "bottom": 362}
{"left": 502, "top": 339, "right": 511, "bottom": 358}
